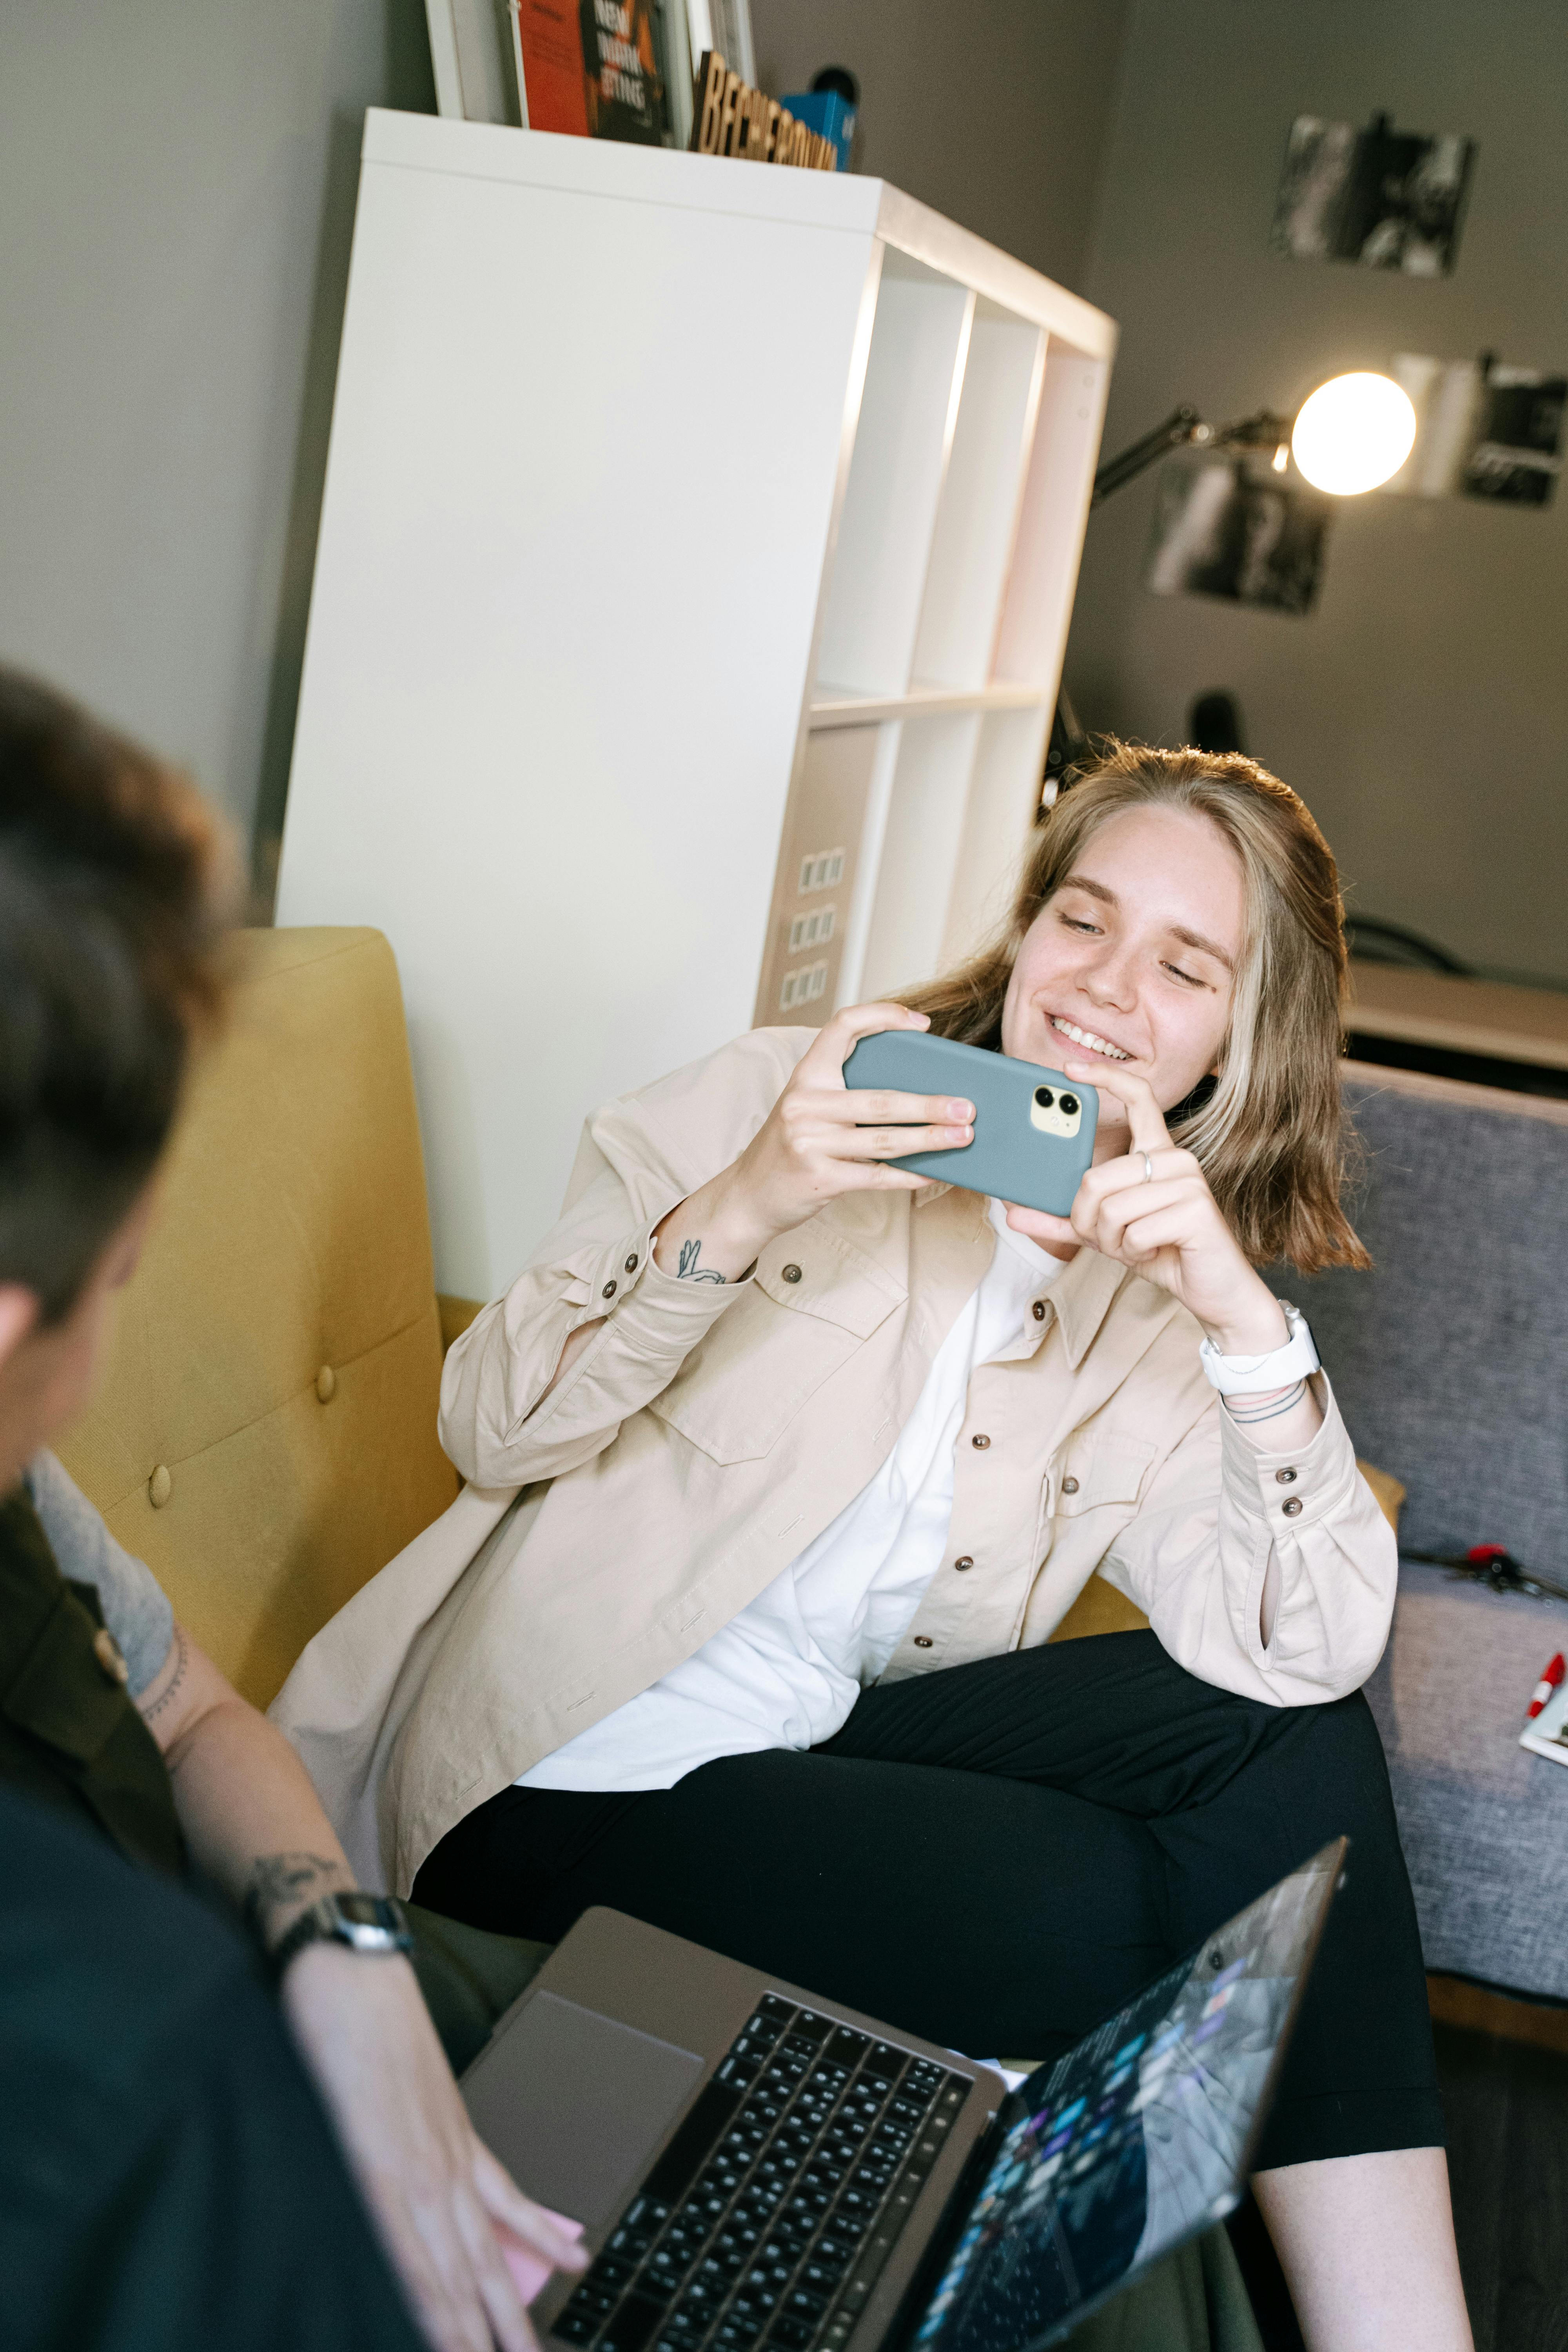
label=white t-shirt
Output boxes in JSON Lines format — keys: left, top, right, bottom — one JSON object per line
{"left": 517, "top": 1200, "right": 1064, "bottom": 1794}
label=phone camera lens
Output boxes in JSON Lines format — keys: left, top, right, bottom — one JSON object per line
{"left": 1033, "top": 1085, "right": 1054, "bottom": 1109}
{"left": 1060, "top": 1093, "right": 1080, "bottom": 1117}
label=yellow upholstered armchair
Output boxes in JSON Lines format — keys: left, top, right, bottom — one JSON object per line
{"left": 59, "top": 929, "right": 462, "bottom": 1706}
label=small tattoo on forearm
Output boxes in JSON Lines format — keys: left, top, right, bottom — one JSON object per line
{"left": 676, "top": 1237, "right": 728, "bottom": 1284}
{"left": 139, "top": 1623, "right": 189, "bottom": 1722}
{"left": 242, "top": 1852, "right": 346, "bottom": 1941}
{"left": 1224, "top": 1379, "right": 1308, "bottom": 1426}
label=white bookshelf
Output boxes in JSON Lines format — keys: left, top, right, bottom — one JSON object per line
{"left": 277, "top": 111, "right": 1115, "bottom": 1300}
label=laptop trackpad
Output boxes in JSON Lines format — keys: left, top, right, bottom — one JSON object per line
{"left": 464, "top": 1989, "right": 704, "bottom": 2225}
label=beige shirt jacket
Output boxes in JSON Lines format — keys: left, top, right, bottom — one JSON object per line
{"left": 271, "top": 1028, "right": 1397, "bottom": 1897}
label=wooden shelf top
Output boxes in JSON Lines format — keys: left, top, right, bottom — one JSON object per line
{"left": 1347, "top": 963, "right": 1568, "bottom": 1071}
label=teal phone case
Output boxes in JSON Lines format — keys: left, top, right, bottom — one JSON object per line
{"left": 842, "top": 1031, "right": 1098, "bottom": 1216}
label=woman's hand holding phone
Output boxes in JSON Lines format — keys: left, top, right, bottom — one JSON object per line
{"left": 1005, "top": 1060, "right": 1293, "bottom": 1359}
{"left": 652, "top": 1005, "right": 974, "bottom": 1283}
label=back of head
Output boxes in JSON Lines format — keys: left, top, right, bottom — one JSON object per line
{"left": 0, "top": 669, "right": 229, "bottom": 1320}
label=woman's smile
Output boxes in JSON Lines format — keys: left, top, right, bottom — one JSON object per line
{"left": 1045, "top": 1013, "right": 1133, "bottom": 1062}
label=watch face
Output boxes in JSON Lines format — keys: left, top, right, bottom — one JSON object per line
{"left": 338, "top": 1893, "right": 398, "bottom": 1930}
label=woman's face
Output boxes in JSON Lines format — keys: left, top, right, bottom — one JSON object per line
{"left": 1000, "top": 805, "right": 1245, "bottom": 1155}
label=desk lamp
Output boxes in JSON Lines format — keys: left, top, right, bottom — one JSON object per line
{"left": 1046, "top": 372, "right": 1417, "bottom": 789}
{"left": 1089, "top": 371, "right": 1417, "bottom": 505}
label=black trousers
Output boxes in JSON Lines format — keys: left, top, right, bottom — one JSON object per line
{"left": 414, "top": 1632, "right": 1442, "bottom": 2172}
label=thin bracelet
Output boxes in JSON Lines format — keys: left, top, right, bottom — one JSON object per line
{"left": 1224, "top": 1379, "right": 1308, "bottom": 1426}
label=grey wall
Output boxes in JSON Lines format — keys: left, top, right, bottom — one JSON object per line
{"left": 1062, "top": 0, "right": 1568, "bottom": 984}
{"left": 751, "top": 0, "right": 1130, "bottom": 294}
{"left": 15, "top": 0, "right": 1557, "bottom": 979}
{"left": 0, "top": 1, "right": 435, "bottom": 888}
{"left": 0, "top": 1, "right": 1127, "bottom": 882}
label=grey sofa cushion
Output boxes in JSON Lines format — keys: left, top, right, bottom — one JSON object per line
{"left": 1364, "top": 1564, "right": 1568, "bottom": 2000}
{"left": 1267, "top": 1067, "right": 1568, "bottom": 2000}
{"left": 1270, "top": 1067, "right": 1568, "bottom": 1569}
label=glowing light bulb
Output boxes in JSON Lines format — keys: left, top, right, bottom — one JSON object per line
{"left": 1290, "top": 372, "right": 1417, "bottom": 495}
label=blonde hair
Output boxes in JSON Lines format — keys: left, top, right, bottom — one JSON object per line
{"left": 903, "top": 741, "right": 1368, "bottom": 1274}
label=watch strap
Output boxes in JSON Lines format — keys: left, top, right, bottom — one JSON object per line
{"left": 1199, "top": 1301, "right": 1320, "bottom": 1396}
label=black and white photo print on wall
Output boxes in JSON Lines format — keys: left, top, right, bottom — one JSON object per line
{"left": 1385, "top": 354, "right": 1565, "bottom": 505}
{"left": 1466, "top": 365, "right": 1565, "bottom": 505}
{"left": 1271, "top": 112, "right": 1475, "bottom": 276}
{"left": 1144, "top": 458, "right": 1330, "bottom": 619}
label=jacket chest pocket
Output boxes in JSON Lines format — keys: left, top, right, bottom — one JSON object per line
{"left": 646, "top": 1244, "right": 905, "bottom": 1465}
{"left": 1054, "top": 1432, "right": 1157, "bottom": 1519}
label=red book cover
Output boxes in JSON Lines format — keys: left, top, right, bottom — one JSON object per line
{"left": 513, "top": 0, "right": 589, "bottom": 136}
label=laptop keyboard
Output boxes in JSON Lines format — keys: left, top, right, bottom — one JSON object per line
{"left": 552, "top": 1993, "right": 971, "bottom": 2352}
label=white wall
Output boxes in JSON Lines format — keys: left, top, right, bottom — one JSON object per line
{"left": 1062, "top": 0, "right": 1568, "bottom": 985}
{"left": 0, "top": 1, "right": 436, "bottom": 876}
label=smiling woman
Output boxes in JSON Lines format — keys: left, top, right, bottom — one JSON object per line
{"left": 281, "top": 740, "right": 1470, "bottom": 2352}
{"left": 904, "top": 742, "right": 1368, "bottom": 1275}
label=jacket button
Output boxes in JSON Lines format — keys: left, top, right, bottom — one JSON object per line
{"left": 913, "top": 1635, "right": 934, "bottom": 1648}
{"left": 93, "top": 1626, "right": 129, "bottom": 1686}
{"left": 315, "top": 1365, "right": 337, "bottom": 1403}
{"left": 624, "top": 1254, "right": 638, "bottom": 1274}
{"left": 602, "top": 1279, "right": 617, "bottom": 1299}
{"left": 1282, "top": 1496, "right": 1303, "bottom": 1517}
{"left": 149, "top": 1464, "right": 172, "bottom": 1509}
{"left": 954, "top": 1556, "right": 974, "bottom": 1572}
{"left": 1062, "top": 1476, "right": 1079, "bottom": 1495}
{"left": 1275, "top": 1467, "right": 1297, "bottom": 1484}
{"left": 971, "top": 1433, "right": 990, "bottom": 1450}
{"left": 1032, "top": 1300, "right": 1046, "bottom": 1321}
{"left": 782, "top": 1264, "right": 802, "bottom": 1283}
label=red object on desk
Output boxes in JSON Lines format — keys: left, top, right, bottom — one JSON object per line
{"left": 1525, "top": 1652, "right": 1566, "bottom": 1719}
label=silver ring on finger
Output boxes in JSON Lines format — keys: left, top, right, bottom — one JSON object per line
{"left": 1141, "top": 1151, "right": 1154, "bottom": 1184}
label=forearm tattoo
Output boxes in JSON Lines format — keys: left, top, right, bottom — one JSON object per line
{"left": 676, "top": 1237, "right": 729, "bottom": 1284}
{"left": 242, "top": 1851, "right": 349, "bottom": 1942}
{"left": 138, "top": 1622, "right": 189, "bottom": 1722}
{"left": 1224, "top": 1379, "right": 1308, "bottom": 1426}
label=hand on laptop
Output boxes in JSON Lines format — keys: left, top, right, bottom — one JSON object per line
{"left": 282, "top": 1942, "right": 587, "bottom": 2351}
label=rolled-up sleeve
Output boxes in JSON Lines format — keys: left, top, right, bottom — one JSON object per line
{"left": 440, "top": 1172, "right": 753, "bottom": 1487}
{"left": 1098, "top": 1374, "right": 1397, "bottom": 1704}
{"left": 436, "top": 1028, "right": 813, "bottom": 1488}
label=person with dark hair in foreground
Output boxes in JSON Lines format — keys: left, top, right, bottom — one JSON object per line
{"left": 0, "top": 667, "right": 584, "bottom": 2351}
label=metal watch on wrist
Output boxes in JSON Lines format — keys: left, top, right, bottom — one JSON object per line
{"left": 267, "top": 1890, "right": 414, "bottom": 1979}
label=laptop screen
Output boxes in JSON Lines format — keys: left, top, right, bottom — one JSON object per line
{"left": 907, "top": 1841, "right": 1343, "bottom": 2352}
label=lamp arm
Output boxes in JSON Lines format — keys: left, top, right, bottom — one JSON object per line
{"left": 1091, "top": 405, "right": 1294, "bottom": 506}
{"left": 1051, "top": 401, "right": 1298, "bottom": 806}
{"left": 1091, "top": 406, "right": 1204, "bottom": 505}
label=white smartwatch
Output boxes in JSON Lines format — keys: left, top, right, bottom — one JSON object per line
{"left": 1199, "top": 1300, "right": 1320, "bottom": 1396}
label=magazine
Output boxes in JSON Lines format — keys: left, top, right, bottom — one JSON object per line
{"left": 1519, "top": 1671, "right": 1568, "bottom": 1768}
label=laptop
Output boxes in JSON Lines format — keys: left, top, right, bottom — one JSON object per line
{"left": 461, "top": 1838, "right": 1345, "bottom": 2352}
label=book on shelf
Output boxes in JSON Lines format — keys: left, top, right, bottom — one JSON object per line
{"left": 511, "top": 0, "right": 671, "bottom": 145}
{"left": 702, "top": 0, "right": 754, "bottom": 85}
{"left": 425, "top": 0, "right": 519, "bottom": 124}
{"left": 777, "top": 86, "right": 856, "bottom": 172}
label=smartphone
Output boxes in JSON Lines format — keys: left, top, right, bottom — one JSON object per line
{"left": 842, "top": 1029, "right": 1098, "bottom": 1216}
